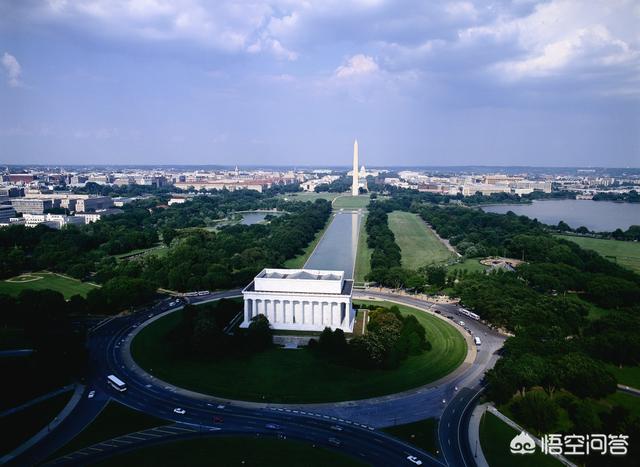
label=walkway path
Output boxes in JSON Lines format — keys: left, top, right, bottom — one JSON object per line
{"left": 0, "top": 384, "right": 74, "bottom": 418}
{"left": 1, "top": 384, "right": 85, "bottom": 465}
{"left": 467, "top": 403, "right": 490, "bottom": 467}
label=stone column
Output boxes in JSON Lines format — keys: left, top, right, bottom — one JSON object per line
{"left": 244, "top": 299, "right": 250, "bottom": 324}
{"left": 313, "top": 301, "right": 321, "bottom": 326}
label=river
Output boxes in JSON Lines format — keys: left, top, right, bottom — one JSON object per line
{"left": 304, "top": 211, "right": 361, "bottom": 279}
{"left": 481, "top": 200, "right": 640, "bottom": 231}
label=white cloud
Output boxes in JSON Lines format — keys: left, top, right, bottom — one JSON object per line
{"left": 335, "top": 54, "right": 379, "bottom": 78}
{"left": 2, "top": 52, "right": 22, "bottom": 87}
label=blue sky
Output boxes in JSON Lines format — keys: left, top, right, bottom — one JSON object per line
{"left": 0, "top": 0, "right": 638, "bottom": 167}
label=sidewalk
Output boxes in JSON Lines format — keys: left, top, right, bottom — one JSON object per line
{"left": 0, "top": 384, "right": 74, "bottom": 418}
{"left": 0, "top": 383, "right": 85, "bottom": 465}
{"left": 467, "top": 403, "right": 490, "bottom": 467}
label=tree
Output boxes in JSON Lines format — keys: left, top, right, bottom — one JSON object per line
{"left": 512, "top": 391, "right": 559, "bottom": 435}
{"left": 246, "top": 314, "right": 272, "bottom": 351}
{"left": 558, "top": 353, "right": 616, "bottom": 399}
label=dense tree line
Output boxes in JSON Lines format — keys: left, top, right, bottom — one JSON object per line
{"left": 168, "top": 300, "right": 272, "bottom": 358}
{"left": 0, "top": 192, "right": 331, "bottom": 312}
{"left": 309, "top": 305, "right": 430, "bottom": 370}
{"left": 0, "top": 290, "right": 88, "bottom": 408}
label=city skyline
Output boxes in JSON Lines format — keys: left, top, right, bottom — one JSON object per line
{"left": 1, "top": 1, "right": 639, "bottom": 167}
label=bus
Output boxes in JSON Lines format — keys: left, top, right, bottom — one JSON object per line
{"left": 107, "top": 374, "right": 127, "bottom": 392}
{"left": 459, "top": 308, "right": 480, "bottom": 321}
{"left": 474, "top": 336, "right": 482, "bottom": 346}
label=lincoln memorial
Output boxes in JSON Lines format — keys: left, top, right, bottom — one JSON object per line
{"left": 241, "top": 268, "right": 355, "bottom": 332}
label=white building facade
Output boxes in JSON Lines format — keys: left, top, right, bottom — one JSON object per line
{"left": 241, "top": 269, "right": 355, "bottom": 333}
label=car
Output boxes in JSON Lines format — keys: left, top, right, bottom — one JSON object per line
{"left": 330, "top": 425, "right": 344, "bottom": 431}
{"left": 406, "top": 455, "right": 423, "bottom": 465}
{"left": 265, "top": 423, "right": 281, "bottom": 430}
{"left": 447, "top": 315, "right": 454, "bottom": 320}
{"left": 459, "top": 320, "right": 465, "bottom": 326}
{"left": 217, "top": 404, "right": 226, "bottom": 409}
{"left": 442, "top": 399, "right": 446, "bottom": 404}
{"left": 87, "top": 390, "right": 95, "bottom": 399}
{"left": 328, "top": 437, "right": 342, "bottom": 447}
{"left": 213, "top": 416, "right": 224, "bottom": 423}
{"left": 173, "top": 408, "right": 186, "bottom": 415}
{"left": 435, "top": 310, "right": 441, "bottom": 314}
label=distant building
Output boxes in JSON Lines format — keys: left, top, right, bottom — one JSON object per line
{"left": 22, "top": 213, "right": 85, "bottom": 229}
{"left": 11, "top": 198, "right": 53, "bottom": 214}
{"left": 0, "top": 205, "right": 16, "bottom": 224}
{"left": 242, "top": 268, "right": 355, "bottom": 333}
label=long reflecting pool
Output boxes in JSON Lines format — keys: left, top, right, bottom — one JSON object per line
{"left": 304, "top": 211, "right": 361, "bottom": 279}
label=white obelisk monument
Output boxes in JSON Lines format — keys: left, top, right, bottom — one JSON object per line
{"left": 351, "top": 139, "right": 359, "bottom": 196}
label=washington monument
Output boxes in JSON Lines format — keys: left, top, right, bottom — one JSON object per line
{"left": 351, "top": 139, "right": 359, "bottom": 196}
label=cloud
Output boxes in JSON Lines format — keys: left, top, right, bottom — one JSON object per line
{"left": 335, "top": 54, "right": 379, "bottom": 78}
{"left": 2, "top": 52, "right": 22, "bottom": 87}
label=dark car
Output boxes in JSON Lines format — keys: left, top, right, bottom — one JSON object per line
{"left": 213, "top": 416, "right": 224, "bottom": 423}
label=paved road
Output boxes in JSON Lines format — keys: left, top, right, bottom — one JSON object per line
{"left": 11, "top": 289, "right": 505, "bottom": 467}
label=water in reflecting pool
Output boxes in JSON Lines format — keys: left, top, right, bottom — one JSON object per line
{"left": 304, "top": 211, "right": 361, "bottom": 279}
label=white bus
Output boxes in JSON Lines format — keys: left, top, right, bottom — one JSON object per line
{"left": 474, "top": 337, "right": 482, "bottom": 346}
{"left": 460, "top": 308, "right": 480, "bottom": 321}
{"left": 107, "top": 374, "right": 127, "bottom": 392}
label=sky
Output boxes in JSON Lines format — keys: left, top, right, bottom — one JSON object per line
{"left": 0, "top": 0, "right": 639, "bottom": 167}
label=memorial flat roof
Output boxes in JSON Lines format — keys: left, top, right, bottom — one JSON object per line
{"left": 261, "top": 269, "right": 343, "bottom": 281}
{"left": 243, "top": 279, "right": 354, "bottom": 296}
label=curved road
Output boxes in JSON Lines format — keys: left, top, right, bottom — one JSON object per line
{"left": 10, "top": 290, "right": 505, "bottom": 467}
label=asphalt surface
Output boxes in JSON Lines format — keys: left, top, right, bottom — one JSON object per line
{"left": 9, "top": 289, "right": 506, "bottom": 467}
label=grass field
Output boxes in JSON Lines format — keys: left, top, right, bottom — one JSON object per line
{"left": 606, "top": 364, "right": 640, "bottom": 388}
{"left": 52, "top": 402, "right": 167, "bottom": 458}
{"left": 384, "top": 418, "right": 439, "bottom": 456}
{"left": 94, "top": 436, "right": 365, "bottom": 467}
{"left": 279, "top": 192, "right": 341, "bottom": 202}
{"left": 354, "top": 213, "right": 371, "bottom": 283}
{"left": 132, "top": 300, "right": 467, "bottom": 403}
{"left": 333, "top": 195, "right": 370, "bottom": 210}
{"left": 388, "top": 211, "right": 456, "bottom": 270}
{"left": 1, "top": 390, "right": 72, "bottom": 455}
{"left": 557, "top": 235, "right": 640, "bottom": 273}
{"left": 0, "top": 271, "right": 99, "bottom": 299}
{"left": 479, "top": 412, "right": 562, "bottom": 467}
{"left": 284, "top": 214, "right": 334, "bottom": 269}
{"left": 447, "top": 258, "right": 486, "bottom": 276}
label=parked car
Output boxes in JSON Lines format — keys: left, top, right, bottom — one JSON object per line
{"left": 407, "top": 455, "right": 423, "bottom": 465}
{"left": 173, "top": 408, "right": 186, "bottom": 415}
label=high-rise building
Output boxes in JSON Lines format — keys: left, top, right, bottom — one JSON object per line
{"left": 351, "top": 139, "right": 359, "bottom": 196}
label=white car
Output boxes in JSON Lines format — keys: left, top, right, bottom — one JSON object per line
{"left": 217, "top": 404, "right": 226, "bottom": 409}
{"left": 173, "top": 408, "right": 186, "bottom": 415}
{"left": 407, "top": 455, "right": 423, "bottom": 465}
{"left": 87, "top": 390, "right": 95, "bottom": 399}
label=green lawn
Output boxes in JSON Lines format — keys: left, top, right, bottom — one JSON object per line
{"left": 606, "top": 364, "right": 640, "bottom": 388}
{"left": 333, "top": 195, "right": 370, "bottom": 210}
{"left": 556, "top": 235, "right": 640, "bottom": 273}
{"left": 284, "top": 214, "right": 334, "bottom": 269}
{"left": 384, "top": 418, "right": 439, "bottom": 456}
{"left": 132, "top": 300, "right": 466, "bottom": 403}
{"left": 388, "top": 211, "right": 455, "bottom": 270}
{"left": 52, "top": 401, "right": 167, "bottom": 458}
{"left": 279, "top": 192, "right": 341, "bottom": 203}
{"left": 447, "top": 258, "right": 487, "bottom": 276}
{"left": 0, "top": 271, "right": 99, "bottom": 299}
{"left": 354, "top": 213, "right": 371, "bottom": 283}
{"left": 479, "top": 412, "right": 562, "bottom": 467}
{"left": 0, "top": 390, "right": 72, "bottom": 455}
{"left": 94, "top": 436, "right": 365, "bottom": 467}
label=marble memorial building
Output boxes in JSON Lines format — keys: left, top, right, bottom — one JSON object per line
{"left": 241, "top": 268, "right": 355, "bottom": 332}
